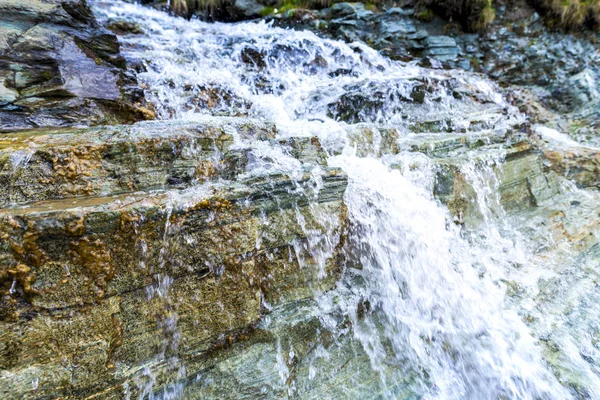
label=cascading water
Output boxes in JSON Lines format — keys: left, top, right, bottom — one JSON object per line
{"left": 93, "top": 1, "right": 600, "bottom": 398}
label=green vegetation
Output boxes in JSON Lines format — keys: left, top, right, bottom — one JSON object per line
{"left": 416, "top": 8, "right": 435, "bottom": 21}
{"left": 272, "top": 0, "right": 335, "bottom": 12}
{"left": 530, "top": 0, "right": 600, "bottom": 29}
{"left": 260, "top": 6, "right": 276, "bottom": 16}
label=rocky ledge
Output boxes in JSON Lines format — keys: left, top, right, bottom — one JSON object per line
{"left": 0, "top": 118, "right": 348, "bottom": 399}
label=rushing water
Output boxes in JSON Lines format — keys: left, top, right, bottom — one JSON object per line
{"left": 93, "top": 2, "right": 600, "bottom": 399}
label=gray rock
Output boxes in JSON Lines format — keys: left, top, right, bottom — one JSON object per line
{"left": 426, "top": 35, "right": 457, "bottom": 48}
{"left": 418, "top": 56, "right": 443, "bottom": 69}
{"left": 457, "top": 58, "right": 471, "bottom": 71}
{"left": 330, "top": 2, "right": 373, "bottom": 20}
{"left": 409, "top": 29, "right": 429, "bottom": 40}
{"left": 0, "top": 0, "right": 151, "bottom": 132}
{"left": 385, "top": 7, "right": 412, "bottom": 16}
{"left": 230, "top": 0, "right": 265, "bottom": 19}
{"left": 379, "top": 19, "right": 416, "bottom": 38}
{"left": 423, "top": 36, "right": 459, "bottom": 61}
{"left": 553, "top": 69, "right": 599, "bottom": 110}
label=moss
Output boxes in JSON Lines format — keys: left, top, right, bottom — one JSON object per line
{"left": 364, "top": 2, "right": 379, "bottom": 11}
{"left": 417, "top": 8, "right": 435, "bottom": 22}
{"left": 260, "top": 6, "right": 275, "bottom": 16}
{"left": 278, "top": 0, "right": 304, "bottom": 13}
{"left": 477, "top": 3, "right": 496, "bottom": 29}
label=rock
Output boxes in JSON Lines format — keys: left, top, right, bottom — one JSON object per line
{"left": 379, "top": 19, "right": 416, "bottom": 38}
{"left": 328, "top": 91, "right": 386, "bottom": 123}
{"left": 327, "top": 76, "right": 483, "bottom": 123}
{"left": 533, "top": 125, "right": 600, "bottom": 189}
{"left": 457, "top": 58, "right": 471, "bottom": 70}
{"left": 304, "top": 54, "right": 328, "bottom": 74}
{"left": 385, "top": 7, "right": 413, "bottom": 16}
{"left": 330, "top": 2, "right": 373, "bottom": 20}
{"left": 106, "top": 19, "right": 144, "bottom": 35}
{"left": 344, "top": 120, "right": 562, "bottom": 228}
{"left": 410, "top": 29, "right": 429, "bottom": 40}
{"left": 0, "top": 0, "right": 151, "bottom": 132}
{"left": 552, "top": 69, "right": 599, "bottom": 110}
{"left": 240, "top": 46, "right": 267, "bottom": 69}
{"left": 0, "top": 118, "right": 277, "bottom": 207}
{"left": 423, "top": 36, "right": 459, "bottom": 61}
{"left": 0, "top": 118, "right": 348, "bottom": 399}
{"left": 179, "top": 299, "right": 417, "bottom": 399}
{"left": 418, "top": 56, "right": 443, "bottom": 69}
{"left": 409, "top": 134, "right": 559, "bottom": 226}
{"left": 227, "top": 0, "right": 265, "bottom": 20}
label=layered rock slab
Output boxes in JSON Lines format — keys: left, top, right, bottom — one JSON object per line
{"left": 0, "top": 118, "right": 278, "bottom": 207}
{"left": 0, "top": 119, "right": 348, "bottom": 399}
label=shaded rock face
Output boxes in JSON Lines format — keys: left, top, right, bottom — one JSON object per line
{"left": 0, "top": 0, "right": 150, "bottom": 132}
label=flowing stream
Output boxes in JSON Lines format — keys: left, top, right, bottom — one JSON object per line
{"left": 93, "top": 2, "right": 600, "bottom": 398}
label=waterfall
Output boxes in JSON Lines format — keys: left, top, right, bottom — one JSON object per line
{"left": 91, "top": 1, "right": 600, "bottom": 398}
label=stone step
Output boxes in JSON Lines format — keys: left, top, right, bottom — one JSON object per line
{"left": 0, "top": 123, "right": 348, "bottom": 399}
{"left": 0, "top": 118, "right": 328, "bottom": 208}
{"left": 431, "top": 146, "right": 561, "bottom": 226}
{"left": 0, "top": 169, "right": 347, "bottom": 302}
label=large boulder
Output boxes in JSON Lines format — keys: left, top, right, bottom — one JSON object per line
{"left": 0, "top": 0, "right": 152, "bottom": 132}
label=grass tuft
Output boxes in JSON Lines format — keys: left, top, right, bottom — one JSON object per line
{"left": 530, "top": 0, "right": 600, "bottom": 29}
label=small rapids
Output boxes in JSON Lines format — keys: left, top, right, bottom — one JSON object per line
{"left": 94, "top": 1, "right": 600, "bottom": 399}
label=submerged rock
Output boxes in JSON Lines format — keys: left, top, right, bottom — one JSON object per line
{"left": 0, "top": 0, "right": 152, "bottom": 132}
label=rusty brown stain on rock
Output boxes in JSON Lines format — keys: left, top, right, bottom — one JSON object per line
{"left": 69, "top": 237, "right": 114, "bottom": 300}
{"left": 65, "top": 214, "right": 87, "bottom": 236}
{"left": 9, "top": 221, "right": 48, "bottom": 268}
{"left": 191, "top": 197, "right": 232, "bottom": 213}
{"left": 195, "top": 160, "right": 219, "bottom": 182}
{"left": 0, "top": 218, "right": 47, "bottom": 298}
{"left": 51, "top": 146, "right": 104, "bottom": 193}
{"left": 2, "top": 263, "right": 38, "bottom": 296}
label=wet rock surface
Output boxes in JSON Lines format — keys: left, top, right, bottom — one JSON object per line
{"left": 0, "top": 118, "right": 347, "bottom": 399}
{"left": 269, "top": 1, "right": 600, "bottom": 147}
{"left": 0, "top": 0, "right": 152, "bottom": 132}
{"left": 2, "top": 0, "right": 600, "bottom": 398}
{"left": 0, "top": 118, "right": 277, "bottom": 206}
